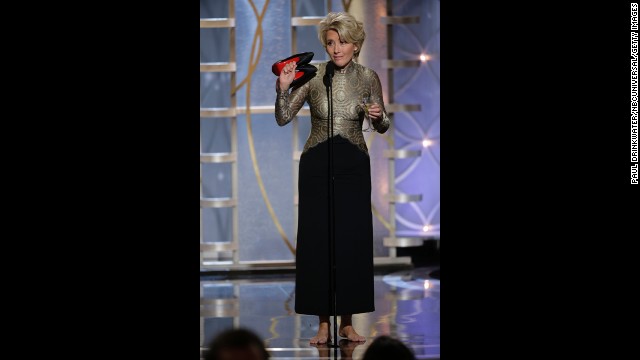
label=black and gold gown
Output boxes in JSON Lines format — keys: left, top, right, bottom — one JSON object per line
{"left": 275, "top": 61, "right": 390, "bottom": 315}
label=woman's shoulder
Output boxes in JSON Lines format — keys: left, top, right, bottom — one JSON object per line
{"left": 354, "top": 62, "right": 377, "bottom": 75}
{"left": 353, "top": 63, "right": 380, "bottom": 80}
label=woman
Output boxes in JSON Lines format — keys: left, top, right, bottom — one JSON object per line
{"left": 275, "top": 12, "right": 390, "bottom": 344}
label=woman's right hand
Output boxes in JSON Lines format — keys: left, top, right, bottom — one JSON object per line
{"left": 278, "top": 61, "right": 297, "bottom": 91}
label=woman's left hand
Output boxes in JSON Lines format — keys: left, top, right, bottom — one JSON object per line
{"left": 367, "top": 103, "right": 383, "bottom": 123}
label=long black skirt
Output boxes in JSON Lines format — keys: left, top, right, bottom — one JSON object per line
{"left": 295, "top": 135, "right": 375, "bottom": 315}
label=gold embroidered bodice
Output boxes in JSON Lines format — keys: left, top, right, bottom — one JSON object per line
{"left": 275, "top": 61, "right": 390, "bottom": 154}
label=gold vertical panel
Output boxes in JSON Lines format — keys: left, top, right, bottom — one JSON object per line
{"left": 230, "top": 0, "right": 239, "bottom": 264}
{"left": 342, "top": 0, "right": 352, "bottom": 12}
{"left": 235, "top": 0, "right": 295, "bottom": 255}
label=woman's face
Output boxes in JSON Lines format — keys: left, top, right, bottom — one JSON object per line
{"left": 325, "top": 29, "right": 358, "bottom": 68}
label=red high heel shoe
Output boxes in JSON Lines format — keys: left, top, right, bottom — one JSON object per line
{"left": 271, "top": 52, "right": 315, "bottom": 76}
{"left": 272, "top": 52, "right": 317, "bottom": 88}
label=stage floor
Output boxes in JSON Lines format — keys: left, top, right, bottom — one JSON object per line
{"left": 200, "top": 267, "right": 440, "bottom": 359}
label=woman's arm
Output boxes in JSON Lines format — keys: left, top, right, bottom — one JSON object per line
{"left": 275, "top": 60, "right": 311, "bottom": 126}
{"left": 369, "top": 70, "right": 391, "bottom": 134}
{"left": 274, "top": 79, "right": 310, "bottom": 127}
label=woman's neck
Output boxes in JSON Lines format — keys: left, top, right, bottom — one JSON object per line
{"left": 334, "top": 59, "right": 354, "bottom": 73}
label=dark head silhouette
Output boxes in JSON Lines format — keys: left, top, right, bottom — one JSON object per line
{"left": 361, "top": 335, "right": 416, "bottom": 360}
{"left": 204, "top": 328, "right": 270, "bottom": 360}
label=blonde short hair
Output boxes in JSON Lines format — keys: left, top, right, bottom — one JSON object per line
{"left": 318, "top": 12, "right": 366, "bottom": 60}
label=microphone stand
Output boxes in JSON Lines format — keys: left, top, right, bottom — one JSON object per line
{"left": 325, "top": 63, "right": 338, "bottom": 348}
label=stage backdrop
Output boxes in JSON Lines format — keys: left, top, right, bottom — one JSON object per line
{"left": 200, "top": 0, "right": 439, "bottom": 263}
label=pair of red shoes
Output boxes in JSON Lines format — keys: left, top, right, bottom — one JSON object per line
{"left": 271, "top": 52, "right": 317, "bottom": 88}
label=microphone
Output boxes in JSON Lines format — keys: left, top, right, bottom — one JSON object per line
{"left": 324, "top": 61, "right": 335, "bottom": 88}
{"left": 322, "top": 62, "right": 336, "bottom": 343}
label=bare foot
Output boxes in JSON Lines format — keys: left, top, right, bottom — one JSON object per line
{"left": 310, "top": 323, "right": 331, "bottom": 344}
{"left": 339, "top": 325, "right": 366, "bottom": 342}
